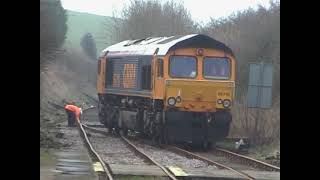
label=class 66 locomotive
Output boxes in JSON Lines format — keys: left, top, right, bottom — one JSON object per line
{"left": 97, "top": 34, "right": 236, "bottom": 150}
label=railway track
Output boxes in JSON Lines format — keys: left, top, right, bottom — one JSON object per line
{"left": 79, "top": 107, "right": 279, "bottom": 179}
{"left": 165, "top": 145, "right": 255, "bottom": 180}
{"left": 77, "top": 119, "right": 113, "bottom": 180}
{"left": 82, "top": 124, "right": 259, "bottom": 180}
{"left": 213, "top": 148, "right": 280, "bottom": 172}
{"left": 120, "top": 134, "right": 177, "bottom": 180}
{"left": 79, "top": 113, "right": 178, "bottom": 180}
{"left": 138, "top": 138, "right": 279, "bottom": 173}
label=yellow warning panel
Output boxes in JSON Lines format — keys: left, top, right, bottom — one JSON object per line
{"left": 167, "top": 166, "right": 188, "bottom": 176}
{"left": 93, "top": 162, "right": 104, "bottom": 172}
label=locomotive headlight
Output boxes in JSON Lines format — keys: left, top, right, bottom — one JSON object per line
{"left": 223, "top": 99, "right": 231, "bottom": 108}
{"left": 167, "top": 97, "right": 176, "bottom": 106}
{"left": 217, "top": 99, "right": 223, "bottom": 104}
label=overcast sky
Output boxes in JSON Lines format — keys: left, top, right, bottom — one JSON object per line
{"left": 61, "top": 0, "right": 278, "bottom": 24}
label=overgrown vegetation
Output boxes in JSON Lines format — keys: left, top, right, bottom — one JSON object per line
{"left": 40, "top": 0, "right": 67, "bottom": 65}
{"left": 199, "top": 2, "right": 280, "bottom": 143}
{"left": 40, "top": 0, "right": 68, "bottom": 148}
{"left": 40, "top": 1, "right": 100, "bottom": 148}
{"left": 80, "top": 33, "right": 97, "bottom": 60}
{"left": 40, "top": 48, "right": 98, "bottom": 148}
{"left": 200, "top": 1, "right": 280, "bottom": 99}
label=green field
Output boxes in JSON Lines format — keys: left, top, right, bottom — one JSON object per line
{"left": 64, "top": 10, "right": 116, "bottom": 54}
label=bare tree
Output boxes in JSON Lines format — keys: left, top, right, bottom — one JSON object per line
{"left": 107, "top": 0, "right": 199, "bottom": 42}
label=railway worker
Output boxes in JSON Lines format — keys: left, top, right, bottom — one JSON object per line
{"left": 64, "top": 102, "right": 82, "bottom": 127}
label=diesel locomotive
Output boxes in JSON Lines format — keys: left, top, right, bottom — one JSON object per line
{"left": 97, "top": 34, "right": 236, "bottom": 149}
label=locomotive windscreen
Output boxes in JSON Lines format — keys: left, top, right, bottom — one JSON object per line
{"left": 203, "top": 57, "right": 230, "bottom": 79}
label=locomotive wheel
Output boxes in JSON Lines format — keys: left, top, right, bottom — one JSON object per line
{"left": 160, "top": 111, "right": 168, "bottom": 145}
{"left": 151, "top": 135, "right": 157, "bottom": 146}
{"left": 210, "top": 141, "right": 216, "bottom": 149}
{"left": 157, "top": 124, "right": 165, "bottom": 146}
{"left": 154, "top": 112, "right": 167, "bottom": 146}
{"left": 162, "top": 112, "right": 171, "bottom": 145}
{"left": 105, "top": 107, "right": 113, "bottom": 133}
{"left": 120, "top": 127, "right": 128, "bottom": 136}
{"left": 160, "top": 124, "right": 169, "bottom": 145}
{"left": 107, "top": 123, "right": 113, "bottom": 133}
{"left": 163, "top": 126, "right": 170, "bottom": 145}
{"left": 114, "top": 126, "right": 120, "bottom": 135}
{"left": 150, "top": 122, "right": 158, "bottom": 146}
{"left": 112, "top": 109, "right": 120, "bottom": 135}
{"left": 143, "top": 110, "right": 151, "bottom": 136}
{"left": 150, "top": 123, "right": 163, "bottom": 146}
{"left": 98, "top": 101, "right": 106, "bottom": 125}
{"left": 201, "top": 140, "right": 211, "bottom": 151}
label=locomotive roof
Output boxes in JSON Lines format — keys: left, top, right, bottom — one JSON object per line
{"left": 101, "top": 34, "right": 234, "bottom": 57}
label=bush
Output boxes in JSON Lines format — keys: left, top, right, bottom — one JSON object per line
{"left": 201, "top": 2, "right": 280, "bottom": 99}
{"left": 80, "top": 33, "right": 97, "bottom": 60}
{"left": 40, "top": 0, "right": 67, "bottom": 64}
{"left": 110, "top": 0, "right": 199, "bottom": 42}
{"left": 200, "top": 2, "right": 280, "bottom": 144}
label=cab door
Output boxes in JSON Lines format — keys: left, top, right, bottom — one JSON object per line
{"left": 152, "top": 57, "right": 165, "bottom": 99}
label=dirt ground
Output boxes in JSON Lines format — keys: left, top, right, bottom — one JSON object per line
{"left": 40, "top": 121, "right": 98, "bottom": 180}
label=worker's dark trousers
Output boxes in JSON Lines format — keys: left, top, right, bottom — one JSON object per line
{"left": 66, "top": 110, "right": 76, "bottom": 127}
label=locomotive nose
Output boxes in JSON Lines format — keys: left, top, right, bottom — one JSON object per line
{"left": 165, "top": 80, "right": 234, "bottom": 111}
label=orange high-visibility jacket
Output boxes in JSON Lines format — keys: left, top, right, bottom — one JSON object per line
{"left": 64, "top": 105, "right": 81, "bottom": 119}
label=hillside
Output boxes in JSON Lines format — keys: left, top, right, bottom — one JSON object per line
{"left": 64, "top": 10, "right": 115, "bottom": 54}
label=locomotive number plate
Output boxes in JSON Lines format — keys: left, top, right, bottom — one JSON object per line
{"left": 217, "top": 90, "right": 231, "bottom": 97}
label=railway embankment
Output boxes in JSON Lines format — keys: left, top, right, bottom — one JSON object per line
{"left": 40, "top": 48, "right": 98, "bottom": 148}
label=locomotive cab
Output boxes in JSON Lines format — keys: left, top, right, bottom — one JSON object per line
{"left": 153, "top": 47, "right": 235, "bottom": 147}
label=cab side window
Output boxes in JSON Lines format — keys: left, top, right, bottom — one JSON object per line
{"left": 157, "top": 59, "right": 163, "bottom": 78}
{"left": 98, "top": 60, "right": 101, "bottom": 74}
{"left": 142, "top": 65, "right": 151, "bottom": 90}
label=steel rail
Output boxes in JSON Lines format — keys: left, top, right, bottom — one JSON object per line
{"left": 82, "top": 125, "right": 178, "bottom": 180}
{"left": 78, "top": 122, "right": 114, "bottom": 180}
{"left": 120, "top": 135, "right": 178, "bottom": 180}
{"left": 166, "top": 146, "right": 255, "bottom": 180}
{"left": 215, "top": 147, "right": 280, "bottom": 171}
